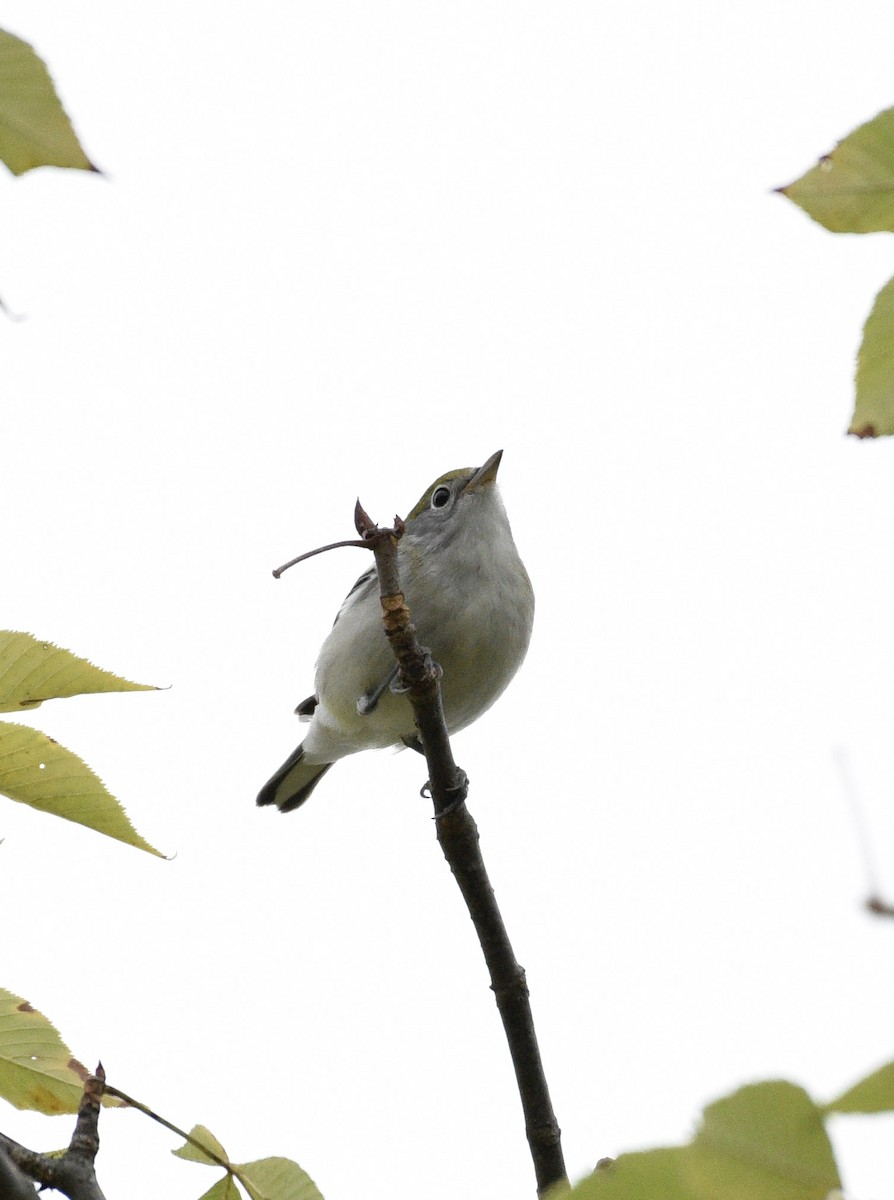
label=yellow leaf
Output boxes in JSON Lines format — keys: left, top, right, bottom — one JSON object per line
{"left": 688, "top": 1081, "right": 840, "bottom": 1200}
{"left": 851, "top": 275, "right": 894, "bottom": 437}
{"left": 172, "top": 1130, "right": 325, "bottom": 1200}
{"left": 778, "top": 106, "right": 894, "bottom": 233}
{"left": 0, "top": 988, "right": 91, "bottom": 1114}
{"left": 173, "top": 1125, "right": 231, "bottom": 1167}
{"left": 0, "top": 29, "right": 96, "bottom": 175}
{"left": 826, "top": 1059, "right": 894, "bottom": 1114}
{"left": 0, "top": 722, "right": 164, "bottom": 857}
{"left": 0, "top": 631, "right": 158, "bottom": 713}
{"left": 196, "top": 1181, "right": 242, "bottom": 1200}
{"left": 236, "top": 1156, "right": 325, "bottom": 1200}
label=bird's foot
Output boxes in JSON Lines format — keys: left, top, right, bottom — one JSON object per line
{"left": 421, "top": 768, "right": 469, "bottom": 817}
{"left": 391, "top": 647, "right": 442, "bottom": 694}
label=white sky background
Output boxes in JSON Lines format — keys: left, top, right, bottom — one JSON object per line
{"left": 4, "top": 2, "right": 894, "bottom": 1197}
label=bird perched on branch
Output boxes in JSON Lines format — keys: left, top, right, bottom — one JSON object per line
{"left": 257, "top": 450, "right": 534, "bottom": 811}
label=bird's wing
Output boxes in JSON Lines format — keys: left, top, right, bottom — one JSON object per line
{"left": 331, "top": 566, "right": 404, "bottom": 717}
{"left": 333, "top": 566, "right": 377, "bottom": 625}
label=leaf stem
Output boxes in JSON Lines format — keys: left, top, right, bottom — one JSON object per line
{"left": 103, "top": 1084, "right": 232, "bottom": 1174}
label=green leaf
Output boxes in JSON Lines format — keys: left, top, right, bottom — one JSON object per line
{"left": 0, "top": 987, "right": 90, "bottom": 1114}
{"left": 562, "top": 1148, "right": 693, "bottom": 1199}
{"left": 236, "top": 1156, "right": 324, "bottom": 1200}
{"left": 565, "top": 1081, "right": 841, "bottom": 1200}
{"left": 850, "top": 274, "right": 894, "bottom": 437}
{"left": 173, "top": 1125, "right": 231, "bottom": 1167}
{"left": 688, "top": 1081, "right": 840, "bottom": 1200}
{"left": 827, "top": 1059, "right": 894, "bottom": 1113}
{"left": 0, "top": 631, "right": 158, "bottom": 713}
{"left": 778, "top": 106, "right": 894, "bottom": 232}
{"left": 173, "top": 1130, "right": 324, "bottom": 1200}
{"left": 0, "top": 29, "right": 96, "bottom": 175}
{"left": 195, "top": 1180, "right": 242, "bottom": 1200}
{"left": 0, "top": 721, "right": 164, "bottom": 856}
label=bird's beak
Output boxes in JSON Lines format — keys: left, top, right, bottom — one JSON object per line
{"left": 463, "top": 449, "right": 503, "bottom": 493}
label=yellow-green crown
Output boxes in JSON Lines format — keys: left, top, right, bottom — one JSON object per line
{"left": 406, "top": 468, "right": 475, "bottom": 521}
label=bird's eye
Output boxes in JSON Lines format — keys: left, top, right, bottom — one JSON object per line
{"left": 431, "top": 486, "right": 451, "bottom": 509}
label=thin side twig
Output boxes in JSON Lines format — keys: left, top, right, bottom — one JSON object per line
{"left": 272, "top": 537, "right": 369, "bottom": 579}
{"left": 355, "top": 502, "right": 567, "bottom": 1197}
{"left": 103, "top": 1083, "right": 233, "bottom": 1173}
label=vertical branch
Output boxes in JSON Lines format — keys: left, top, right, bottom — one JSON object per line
{"left": 65, "top": 1065, "right": 107, "bottom": 1200}
{"left": 0, "top": 1067, "right": 107, "bottom": 1199}
{"left": 435, "top": 808, "right": 567, "bottom": 1194}
{"left": 355, "top": 505, "right": 567, "bottom": 1196}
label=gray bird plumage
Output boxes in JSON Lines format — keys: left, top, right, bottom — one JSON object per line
{"left": 257, "top": 450, "right": 534, "bottom": 811}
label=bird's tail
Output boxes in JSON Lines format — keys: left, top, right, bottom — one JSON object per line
{"left": 257, "top": 744, "right": 333, "bottom": 812}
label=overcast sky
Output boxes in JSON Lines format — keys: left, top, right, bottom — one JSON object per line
{"left": 4, "top": 3, "right": 894, "bottom": 1198}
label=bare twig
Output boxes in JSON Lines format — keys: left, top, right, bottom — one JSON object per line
{"left": 272, "top": 537, "right": 369, "bottom": 579}
{"left": 0, "top": 295, "right": 25, "bottom": 322}
{"left": 833, "top": 748, "right": 894, "bottom": 917}
{"left": 355, "top": 501, "right": 567, "bottom": 1197}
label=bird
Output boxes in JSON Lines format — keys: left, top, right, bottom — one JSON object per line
{"left": 257, "top": 450, "right": 534, "bottom": 812}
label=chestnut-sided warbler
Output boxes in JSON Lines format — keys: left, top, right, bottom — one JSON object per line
{"left": 257, "top": 450, "right": 534, "bottom": 811}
